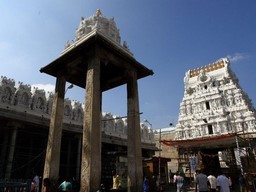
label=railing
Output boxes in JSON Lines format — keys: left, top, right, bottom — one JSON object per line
{"left": 0, "top": 180, "right": 31, "bottom": 192}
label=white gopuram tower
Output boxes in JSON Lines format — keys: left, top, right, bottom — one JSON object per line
{"left": 161, "top": 58, "right": 256, "bottom": 179}
{"left": 175, "top": 58, "right": 256, "bottom": 141}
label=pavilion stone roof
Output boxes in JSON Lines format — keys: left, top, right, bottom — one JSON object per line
{"left": 63, "top": 9, "right": 132, "bottom": 56}
{"left": 40, "top": 9, "right": 153, "bottom": 91}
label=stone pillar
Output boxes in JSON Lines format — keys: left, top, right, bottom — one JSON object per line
{"left": 43, "top": 76, "right": 66, "bottom": 182}
{"left": 26, "top": 135, "right": 34, "bottom": 177}
{"left": 80, "top": 56, "right": 101, "bottom": 192}
{"left": 5, "top": 126, "right": 18, "bottom": 179}
{"left": 75, "top": 136, "right": 82, "bottom": 180}
{"left": 66, "top": 138, "right": 72, "bottom": 177}
{"left": 126, "top": 70, "right": 143, "bottom": 192}
{"left": 0, "top": 130, "right": 9, "bottom": 177}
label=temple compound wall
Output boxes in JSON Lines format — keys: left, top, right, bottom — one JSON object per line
{"left": 0, "top": 75, "right": 156, "bottom": 188}
{"left": 0, "top": 75, "right": 155, "bottom": 142}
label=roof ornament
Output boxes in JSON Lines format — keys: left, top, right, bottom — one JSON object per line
{"left": 123, "top": 41, "right": 128, "bottom": 49}
{"left": 65, "top": 40, "right": 71, "bottom": 49}
{"left": 62, "top": 9, "right": 134, "bottom": 56}
{"left": 96, "top": 9, "right": 102, "bottom": 17}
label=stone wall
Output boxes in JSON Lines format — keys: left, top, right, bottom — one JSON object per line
{"left": 0, "top": 75, "right": 155, "bottom": 144}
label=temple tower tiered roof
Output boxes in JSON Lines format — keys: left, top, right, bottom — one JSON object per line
{"left": 175, "top": 58, "right": 256, "bottom": 147}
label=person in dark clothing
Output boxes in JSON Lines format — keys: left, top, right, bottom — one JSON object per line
{"left": 42, "top": 178, "right": 51, "bottom": 192}
{"left": 196, "top": 169, "right": 209, "bottom": 192}
{"left": 143, "top": 176, "right": 150, "bottom": 192}
{"left": 239, "top": 174, "right": 246, "bottom": 192}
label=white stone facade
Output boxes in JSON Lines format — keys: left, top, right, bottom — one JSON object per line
{"left": 175, "top": 58, "right": 256, "bottom": 140}
{"left": 0, "top": 75, "right": 154, "bottom": 143}
{"left": 62, "top": 9, "right": 132, "bottom": 56}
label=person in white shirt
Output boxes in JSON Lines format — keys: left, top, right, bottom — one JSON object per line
{"left": 207, "top": 172, "right": 217, "bottom": 192}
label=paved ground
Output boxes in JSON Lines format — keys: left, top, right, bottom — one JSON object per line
{"left": 161, "top": 184, "right": 195, "bottom": 192}
{"left": 162, "top": 185, "right": 241, "bottom": 192}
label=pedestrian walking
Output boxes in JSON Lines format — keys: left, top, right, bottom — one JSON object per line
{"left": 195, "top": 169, "right": 209, "bottom": 192}
{"left": 42, "top": 178, "right": 51, "bottom": 192}
{"left": 208, "top": 172, "right": 217, "bottom": 192}
{"left": 216, "top": 172, "right": 230, "bottom": 192}
{"left": 239, "top": 174, "right": 246, "bottom": 192}
{"left": 174, "top": 171, "right": 184, "bottom": 192}
{"left": 58, "top": 178, "right": 73, "bottom": 192}
{"left": 143, "top": 176, "right": 150, "bottom": 192}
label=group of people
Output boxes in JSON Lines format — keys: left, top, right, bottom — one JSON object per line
{"left": 194, "top": 169, "right": 233, "bottom": 192}
{"left": 30, "top": 170, "right": 248, "bottom": 192}
{"left": 30, "top": 170, "right": 121, "bottom": 192}
{"left": 172, "top": 169, "right": 244, "bottom": 192}
{"left": 31, "top": 176, "right": 75, "bottom": 192}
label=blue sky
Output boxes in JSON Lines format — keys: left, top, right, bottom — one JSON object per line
{"left": 0, "top": 1, "right": 256, "bottom": 129}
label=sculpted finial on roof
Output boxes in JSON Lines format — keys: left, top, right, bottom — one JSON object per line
{"left": 62, "top": 9, "right": 134, "bottom": 56}
{"left": 96, "top": 9, "right": 102, "bottom": 17}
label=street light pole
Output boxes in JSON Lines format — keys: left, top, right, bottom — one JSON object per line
{"left": 65, "top": 84, "right": 74, "bottom": 95}
{"left": 158, "top": 128, "right": 161, "bottom": 192}
{"left": 144, "top": 119, "right": 152, "bottom": 128}
{"left": 144, "top": 119, "right": 162, "bottom": 189}
{"left": 144, "top": 120, "right": 162, "bottom": 191}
